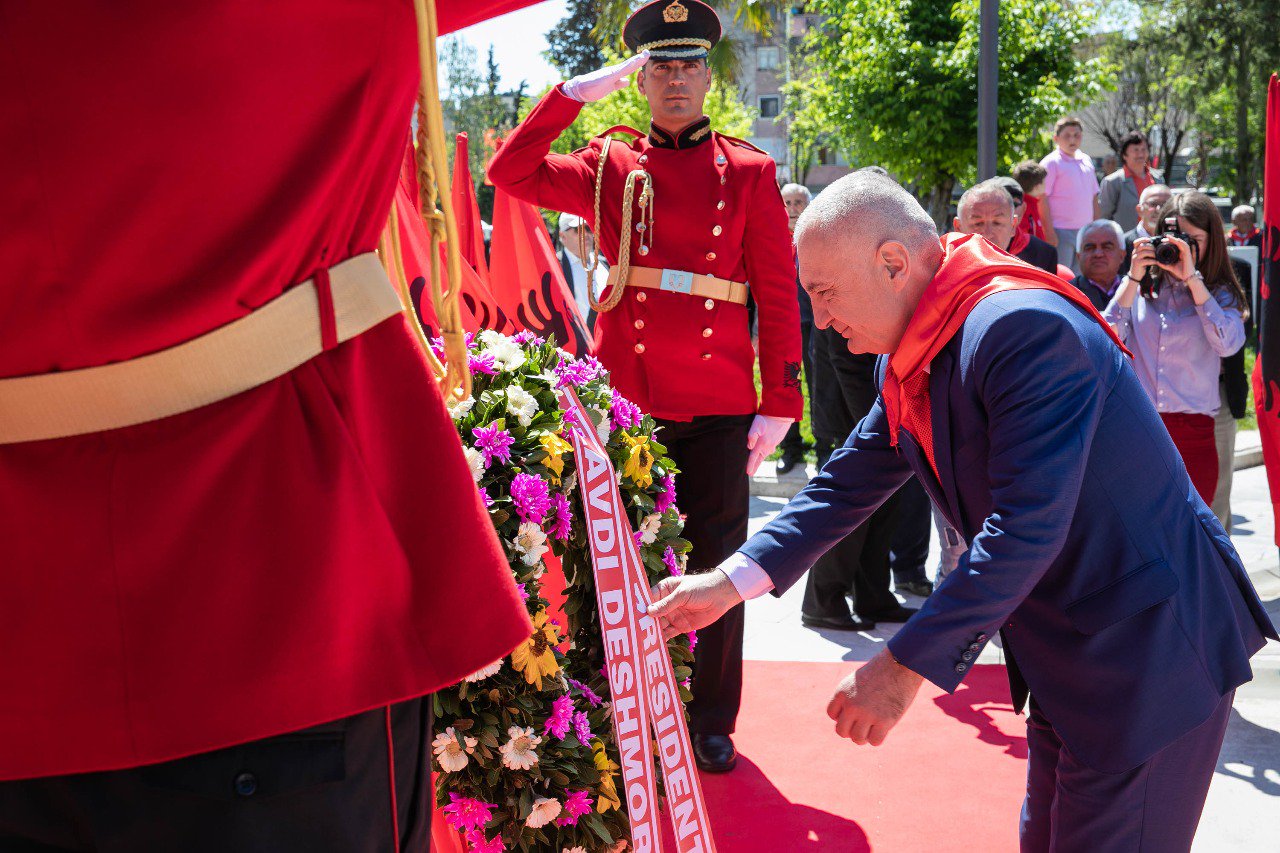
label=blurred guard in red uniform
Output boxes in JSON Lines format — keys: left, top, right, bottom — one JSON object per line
{"left": 0, "top": 3, "right": 531, "bottom": 850}
{"left": 489, "top": 0, "right": 803, "bottom": 774}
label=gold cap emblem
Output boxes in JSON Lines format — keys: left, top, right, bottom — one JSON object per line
{"left": 663, "top": 0, "right": 690, "bottom": 23}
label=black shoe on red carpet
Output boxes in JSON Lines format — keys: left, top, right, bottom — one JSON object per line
{"left": 693, "top": 734, "right": 737, "bottom": 773}
{"left": 858, "top": 604, "right": 919, "bottom": 623}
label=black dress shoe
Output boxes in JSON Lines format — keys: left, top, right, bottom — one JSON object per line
{"left": 693, "top": 734, "right": 737, "bottom": 773}
{"left": 859, "top": 605, "right": 919, "bottom": 623}
{"left": 775, "top": 449, "right": 805, "bottom": 476}
{"left": 801, "top": 611, "right": 876, "bottom": 632}
{"left": 897, "top": 580, "right": 934, "bottom": 598}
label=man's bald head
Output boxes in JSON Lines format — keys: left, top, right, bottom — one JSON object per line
{"left": 954, "top": 180, "right": 1017, "bottom": 252}
{"left": 794, "top": 172, "right": 942, "bottom": 355}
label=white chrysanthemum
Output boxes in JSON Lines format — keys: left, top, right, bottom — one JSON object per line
{"left": 463, "top": 659, "right": 503, "bottom": 683}
{"left": 563, "top": 471, "right": 577, "bottom": 495}
{"left": 505, "top": 385, "right": 539, "bottom": 427}
{"left": 525, "top": 797, "right": 562, "bottom": 829}
{"left": 593, "top": 407, "right": 611, "bottom": 444}
{"left": 639, "top": 512, "right": 662, "bottom": 545}
{"left": 463, "top": 446, "right": 485, "bottom": 483}
{"left": 447, "top": 395, "right": 475, "bottom": 420}
{"left": 479, "top": 330, "right": 526, "bottom": 372}
{"left": 510, "top": 522, "right": 549, "bottom": 567}
{"left": 431, "top": 727, "right": 477, "bottom": 773}
{"left": 500, "top": 726, "right": 541, "bottom": 771}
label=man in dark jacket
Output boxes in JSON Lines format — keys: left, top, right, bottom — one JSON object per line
{"left": 1069, "top": 219, "right": 1126, "bottom": 311}
{"left": 955, "top": 180, "right": 1057, "bottom": 273}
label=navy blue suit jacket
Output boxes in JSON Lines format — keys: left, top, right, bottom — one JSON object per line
{"left": 741, "top": 289, "right": 1277, "bottom": 773}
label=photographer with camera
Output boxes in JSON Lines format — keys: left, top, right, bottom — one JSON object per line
{"left": 1102, "top": 191, "right": 1248, "bottom": 504}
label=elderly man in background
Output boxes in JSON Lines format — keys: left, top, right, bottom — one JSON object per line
{"left": 777, "top": 182, "right": 819, "bottom": 474}
{"left": 1121, "top": 183, "right": 1174, "bottom": 273}
{"left": 1069, "top": 220, "right": 1127, "bottom": 311}
{"left": 1229, "top": 205, "right": 1262, "bottom": 249}
{"left": 648, "top": 170, "right": 1276, "bottom": 852}
{"left": 1099, "top": 132, "right": 1162, "bottom": 232}
{"left": 954, "top": 180, "right": 1057, "bottom": 273}
{"left": 557, "top": 212, "right": 608, "bottom": 330}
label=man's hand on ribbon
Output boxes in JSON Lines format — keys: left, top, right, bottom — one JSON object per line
{"left": 827, "top": 649, "right": 925, "bottom": 747}
{"left": 647, "top": 570, "right": 743, "bottom": 641}
{"left": 746, "top": 414, "right": 795, "bottom": 476}
{"left": 562, "top": 52, "right": 650, "bottom": 103}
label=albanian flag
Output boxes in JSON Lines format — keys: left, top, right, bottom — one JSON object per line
{"left": 488, "top": 185, "right": 594, "bottom": 356}
{"left": 451, "top": 133, "right": 491, "bottom": 287}
{"left": 1252, "top": 73, "right": 1280, "bottom": 544}
{"left": 389, "top": 139, "right": 514, "bottom": 337}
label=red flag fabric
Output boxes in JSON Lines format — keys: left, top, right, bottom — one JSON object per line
{"left": 452, "top": 133, "right": 491, "bottom": 286}
{"left": 488, "top": 186, "right": 595, "bottom": 355}
{"left": 1252, "top": 73, "right": 1280, "bottom": 544}
{"left": 438, "top": 0, "right": 544, "bottom": 36}
{"left": 391, "top": 141, "right": 515, "bottom": 336}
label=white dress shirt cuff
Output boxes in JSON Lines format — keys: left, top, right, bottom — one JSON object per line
{"left": 719, "top": 551, "right": 775, "bottom": 600}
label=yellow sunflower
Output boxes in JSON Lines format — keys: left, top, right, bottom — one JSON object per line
{"left": 509, "top": 609, "right": 561, "bottom": 690}
{"left": 540, "top": 432, "right": 574, "bottom": 484}
{"left": 592, "top": 739, "right": 622, "bottom": 813}
{"left": 620, "top": 434, "right": 655, "bottom": 488}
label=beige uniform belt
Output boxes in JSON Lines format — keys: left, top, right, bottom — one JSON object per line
{"left": 0, "top": 252, "right": 403, "bottom": 444}
{"left": 605, "top": 265, "right": 749, "bottom": 306}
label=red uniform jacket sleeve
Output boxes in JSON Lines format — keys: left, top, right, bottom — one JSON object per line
{"left": 487, "top": 85, "right": 595, "bottom": 217}
{"left": 745, "top": 158, "right": 803, "bottom": 419}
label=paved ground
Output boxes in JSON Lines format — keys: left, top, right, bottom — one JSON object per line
{"left": 743, "top": 460, "right": 1280, "bottom": 852}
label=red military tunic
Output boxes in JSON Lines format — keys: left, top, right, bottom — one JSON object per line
{"left": 488, "top": 86, "right": 803, "bottom": 422}
{"left": 0, "top": 2, "right": 531, "bottom": 779}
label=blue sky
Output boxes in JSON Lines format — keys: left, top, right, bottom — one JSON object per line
{"left": 452, "top": 1, "right": 567, "bottom": 92}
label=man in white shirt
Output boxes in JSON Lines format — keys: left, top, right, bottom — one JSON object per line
{"left": 558, "top": 212, "right": 609, "bottom": 328}
{"left": 1120, "top": 183, "right": 1173, "bottom": 275}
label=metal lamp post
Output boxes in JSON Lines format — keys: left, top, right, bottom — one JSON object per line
{"left": 978, "top": 0, "right": 999, "bottom": 180}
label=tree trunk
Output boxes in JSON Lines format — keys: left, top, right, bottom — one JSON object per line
{"left": 1234, "top": 31, "right": 1251, "bottom": 205}
{"left": 925, "top": 178, "right": 956, "bottom": 233}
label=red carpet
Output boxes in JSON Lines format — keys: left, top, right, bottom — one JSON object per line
{"left": 661, "top": 661, "right": 1028, "bottom": 852}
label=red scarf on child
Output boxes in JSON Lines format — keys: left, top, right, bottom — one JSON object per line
{"left": 882, "top": 233, "right": 1130, "bottom": 468}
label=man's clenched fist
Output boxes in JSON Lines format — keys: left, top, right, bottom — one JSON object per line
{"left": 562, "top": 52, "right": 650, "bottom": 103}
{"left": 827, "top": 648, "right": 925, "bottom": 747}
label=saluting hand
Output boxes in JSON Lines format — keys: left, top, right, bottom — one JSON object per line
{"left": 827, "top": 648, "right": 925, "bottom": 747}
{"left": 562, "top": 52, "right": 650, "bottom": 103}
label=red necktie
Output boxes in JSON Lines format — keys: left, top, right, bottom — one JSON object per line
{"left": 899, "top": 371, "right": 939, "bottom": 481}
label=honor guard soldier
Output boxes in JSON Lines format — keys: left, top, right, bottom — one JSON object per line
{"left": 0, "top": 3, "right": 531, "bottom": 848}
{"left": 489, "top": 0, "right": 803, "bottom": 773}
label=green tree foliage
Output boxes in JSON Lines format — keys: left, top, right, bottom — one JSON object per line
{"left": 784, "top": 0, "right": 1109, "bottom": 226}
{"left": 545, "top": 0, "right": 605, "bottom": 79}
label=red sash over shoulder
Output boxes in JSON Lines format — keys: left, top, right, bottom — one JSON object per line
{"left": 883, "top": 234, "right": 1130, "bottom": 453}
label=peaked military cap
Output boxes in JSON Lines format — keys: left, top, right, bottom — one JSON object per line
{"left": 623, "top": 0, "right": 722, "bottom": 61}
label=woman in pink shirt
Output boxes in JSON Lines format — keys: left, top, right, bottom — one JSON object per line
{"left": 1040, "top": 117, "right": 1101, "bottom": 272}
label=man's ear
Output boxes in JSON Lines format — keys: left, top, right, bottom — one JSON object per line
{"left": 636, "top": 67, "right": 647, "bottom": 95}
{"left": 952, "top": 217, "right": 961, "bottom": 231}
{"left": 880, "top": 241, "right": 910, "bottom": 289}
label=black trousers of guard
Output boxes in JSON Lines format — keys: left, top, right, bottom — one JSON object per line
{"left": 0, "top": 699, "right": 433, "bottom": 852}
{"left": 656, "top": 413, "right": 753, "bottom": 737}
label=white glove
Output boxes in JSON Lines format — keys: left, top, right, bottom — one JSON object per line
{"left": 746, "top": 414, "right": 795, "bottom": 476}
{"left": 562, "top": 52, "right": 650, "bottom": 103}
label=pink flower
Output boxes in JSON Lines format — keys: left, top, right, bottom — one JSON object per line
{"left": 633, "top": 530, "right": 643, "bottom": 548}
{"left": 662, "top": 546, "right": 680, "bottom": 576}
{"left": 568, "top": 678, "right": 603, "bottom": 708}
{"left": 515, "top": 583, "right": 529, "bottom": 602}
{"left": 549, "top": 493, "right": 572, "bottom": 541}
{"left": 510, "top": 473, "right": 551, "bottom": 524}
{"left": 655, "top": 477, "right": 677, "bottom": 514}
{"left": 444, "top": 794, "right": 497, "bottom": 833}
{"left": 554, "top": 355, "right": 605, "bottom": 389}
{"left": 464, "top": 830, "right": 505, "bottom": 853}
{"left": 472, "top": 424, "right": 514, "bottom": 467}
{"left": 513, "top": 330, "right": 543, "bottom": 346}
{"left": 555, "top": 789, "right": 595, "bottom": 826}
{"left": 481, "top": 488, "right": 495, "bottom": 508}
{"left": 468, "top": 351, "right": 498, "bottom": 376}
{"left": 543, "top": 695, "right": 574, "bottom": 740}
{"left": 571, "top": 710, "right": 592, "bottom": 744}
{"left": 609, "top": 392, "right": 643, "bottom": 430}
{"left": 687, "top": 630, "right": 698, "bottom": 651}
{"left": 429, "top": 336, "right": 447, "bottom": 361}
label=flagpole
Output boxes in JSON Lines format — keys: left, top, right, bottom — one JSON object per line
{"left": 977, "top": 0, "right": 999, "bottom": 181}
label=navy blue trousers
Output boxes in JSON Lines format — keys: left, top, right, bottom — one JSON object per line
{"left": 1020, "top": 691, "right": 1233, "bottom": 852}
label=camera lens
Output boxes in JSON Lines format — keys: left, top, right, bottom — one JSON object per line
{"left": 1153, "top": 241, "right": 1180, "bottom": 265}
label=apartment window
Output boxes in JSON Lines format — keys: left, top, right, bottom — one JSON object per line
{"left": 759, "top": 95, "right": 781, "bottom": 118}
{"left": 757, "top": 46, "right": 781, "bottom": 70}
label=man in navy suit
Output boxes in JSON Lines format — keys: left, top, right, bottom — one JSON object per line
{"left": 649, "top": 172, "right": 1277, "bottom": 851}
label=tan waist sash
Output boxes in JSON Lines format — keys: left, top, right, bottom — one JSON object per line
{"left": 0, "top": 252, "right": 403, "bottom": 444}
{"left": 605, "top": 265, "right": 749, "bottom": 306}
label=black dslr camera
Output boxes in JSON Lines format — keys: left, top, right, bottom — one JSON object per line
{"left": 1141, "top": 217, "right": 1199, "bottom": 298}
